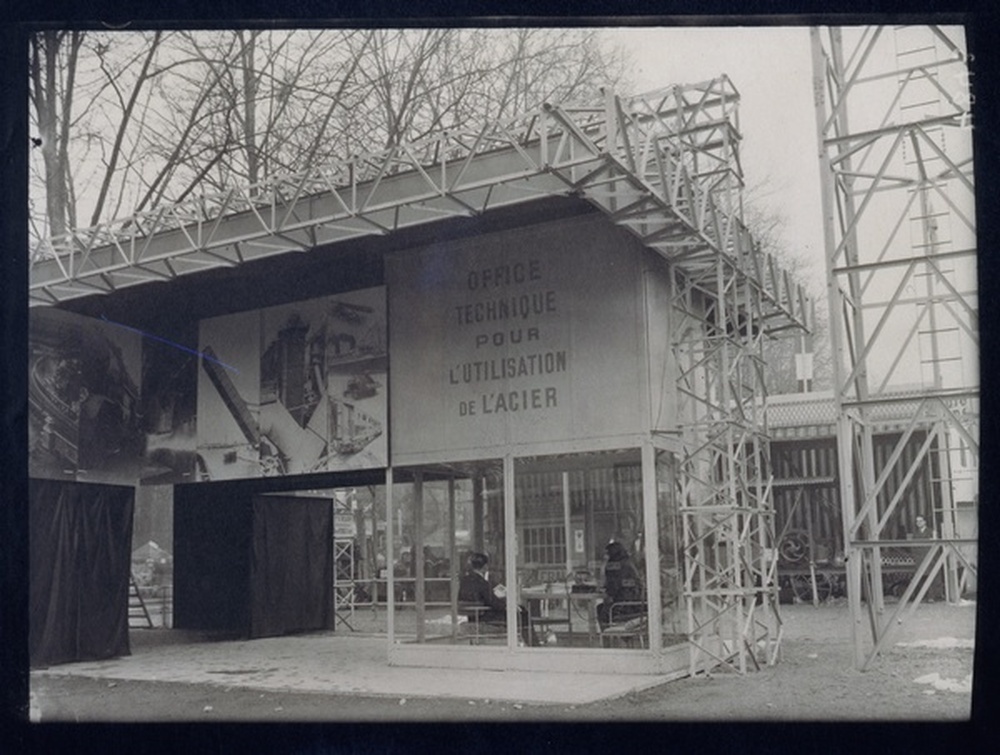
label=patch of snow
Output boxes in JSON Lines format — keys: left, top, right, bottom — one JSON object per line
{"left": 896, "top": 637, "right": 974, "bottom": 649}
{"left": 425, "top": 614, "right": 466, "bottom": 626}
{"left": 912, "top": 672, "right": 972, "bottom": 693}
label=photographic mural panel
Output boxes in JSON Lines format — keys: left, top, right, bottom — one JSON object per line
{"left": 28, "top": 308, "right": 144, "bottom": 484}
{"left": 197, "top": 287, "right": 387, "bottom": 481}
{"left": 197, "top": 310, "right": 264, "bottom": 480}
{"left": 29, "top": 285, "right": 387, "bottom": 486}
{"left": 138, "top": 322, "right": 199, "bottom": 484}
{"left": 29, "top": 308, "right": 83, "bottom": 480}
{"left": 259, "top": 287, "right": 387, "bottom": 475}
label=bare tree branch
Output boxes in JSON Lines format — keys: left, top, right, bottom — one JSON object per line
{"left": 30, "top": 28, "right": 630, "bottom": 245}
{"left": 88, "top": 31, "right": 162, "bottom": 227}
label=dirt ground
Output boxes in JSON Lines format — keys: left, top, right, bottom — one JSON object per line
{"left": 24, "top": 599, "right": 979, "bottom": 728}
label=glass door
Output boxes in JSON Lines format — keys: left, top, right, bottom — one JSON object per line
{"left": 514, "top": 449, "right": 647, "bottom": 650}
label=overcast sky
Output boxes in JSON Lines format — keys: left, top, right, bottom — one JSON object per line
{"left": 601, "top": 26, "right": 827, "bottom": 294}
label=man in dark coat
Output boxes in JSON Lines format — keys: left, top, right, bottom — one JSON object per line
{"left": 598, "top": 540, "right": 644, "bottom": 627}
{"left": 458, "top": 552, "right": 533, "bottom": 644}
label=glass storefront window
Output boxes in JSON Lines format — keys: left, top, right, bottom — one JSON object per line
{"left": 656, "top": 449, "right": 685, "bottom": 647}
{"left": 514, "top": 449, "right": 647, "bottom": 650}
{"left": 390, "top": 460, "right": 505, "bottom": 645}
{"left": 331, "top": 485, "right": 386, "bottom": 633}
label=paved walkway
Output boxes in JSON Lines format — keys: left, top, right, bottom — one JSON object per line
{"left": 31, "top": 632, "right": 672, "bottom": 705}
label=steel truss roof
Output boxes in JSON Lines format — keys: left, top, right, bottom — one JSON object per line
{"left": 30, "top": 78, "right": 807, "bottom": 338}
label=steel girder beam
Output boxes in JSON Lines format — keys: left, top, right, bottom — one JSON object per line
{"left": 30, "top": 78, "right": 807, "bottom": 339}
{"left": 812, "top": 25, "right": 977, "bottom": 670}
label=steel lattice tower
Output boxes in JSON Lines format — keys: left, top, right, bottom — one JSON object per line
{"left": 811, "top": 25, "right": 978, "bottom": 669}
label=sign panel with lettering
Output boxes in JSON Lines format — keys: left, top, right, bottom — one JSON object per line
{"left": 388, "top": 217, "right": 647, "bottom": 460}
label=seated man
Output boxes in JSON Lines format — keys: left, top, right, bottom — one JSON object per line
{"left": 597, "top": 541, "right": 645, "bottom": 628}
{"left": 458, "top": 552, "right": 534, "bottom": 645}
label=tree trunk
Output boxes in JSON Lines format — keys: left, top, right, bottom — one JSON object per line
{"left": 240, "top": 30, "right": 259, "bottom": 190}
{"left": 32, "top": 31, "right": 71, "bottom": 241}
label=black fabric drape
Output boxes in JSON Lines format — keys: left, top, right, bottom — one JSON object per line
{"left": 29, "top": 479, "right": 134, "bottom": 667}
{"left": 249, "top": 496, "right": 333, "bottom": 638}
{"left": 172, "top": 489, "right": 251, "bottom": 632}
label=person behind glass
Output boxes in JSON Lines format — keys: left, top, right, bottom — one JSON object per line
{"left": 458, "top": 552, "right": 533, "bottom": 645}
{"left": 393, "top": 549, "right": 415, "bottom": 604}
{"left": 598, "top": 541, "right": 644, "bottom": 627}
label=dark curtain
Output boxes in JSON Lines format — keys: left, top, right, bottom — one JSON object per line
{"left": 29, "top": 479, "right": 134, "bottom": 667}
{"left": 249, "top": 496, "right": 333, "bottom": 638}
{"left": 172, "top": 486, "right": 252, "bottom": 632}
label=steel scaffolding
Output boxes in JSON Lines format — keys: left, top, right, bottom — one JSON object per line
{"left": 811, "top": 26, "right": 978, "bottom": 669}
{"left": 661, "top": 81, "right": 796, "bottom": 674}
{"left": 30, "top": 79, "right": 810, "bottom": 673}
